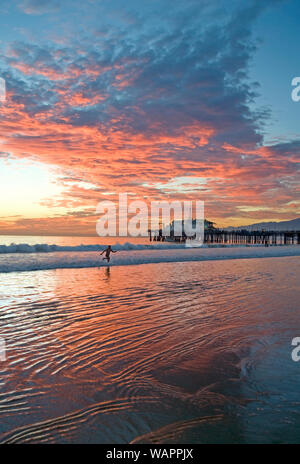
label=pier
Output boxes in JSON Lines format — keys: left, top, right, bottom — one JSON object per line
{"left": 149, "top": 228, "right": 300, "bottom": 246}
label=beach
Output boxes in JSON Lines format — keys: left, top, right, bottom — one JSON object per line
{"left": 0, "top": 255, "right": 300, "bottom": 443}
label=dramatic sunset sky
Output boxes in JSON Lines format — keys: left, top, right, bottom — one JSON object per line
{"left": 0, "top": 0, "right": 299, "bottom": 235}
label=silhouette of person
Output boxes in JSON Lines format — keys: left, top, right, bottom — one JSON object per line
{"left": 100, "top": 245, "right": 117, "bottom": 263}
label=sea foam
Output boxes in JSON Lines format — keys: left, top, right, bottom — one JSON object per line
{"left": 0, "top": 245, "right": 299, "bottom": 273}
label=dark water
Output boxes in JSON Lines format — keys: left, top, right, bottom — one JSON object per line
{"left": 0, "top": 257, "right": 299, "bottom": 443}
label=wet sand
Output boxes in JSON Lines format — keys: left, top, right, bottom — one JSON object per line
{"left": 0, "top": 257, "right": 300, "bottom": 443}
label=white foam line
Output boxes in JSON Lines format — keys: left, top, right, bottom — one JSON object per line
{"left": 0, "top": 246, "right": 299, "bottom": 273}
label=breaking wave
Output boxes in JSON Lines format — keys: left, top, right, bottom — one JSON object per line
{"left": 0, "top": 241, "right": 185, "bottom": 254}
{"left": 0, "top": 244, "right": 299, "bottom": 273}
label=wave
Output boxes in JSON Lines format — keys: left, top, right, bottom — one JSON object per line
{"left": 0, "top": 245, "right": 299, "bottom": 273}
{"left": 0, "top": 241, "right": 275, "bottom": 254}
{"left": 0, "top": 241, "right": 186, "bottom": 254}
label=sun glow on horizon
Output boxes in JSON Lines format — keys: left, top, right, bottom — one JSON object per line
{"left": 0, "top": 157, "right": 65, "bottom": 218}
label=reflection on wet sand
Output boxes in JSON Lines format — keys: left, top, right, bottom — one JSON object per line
{"left": 0, "top": 257, "right": 299, "bottom": 443}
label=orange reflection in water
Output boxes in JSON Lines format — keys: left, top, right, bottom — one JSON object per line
{"left": 0, "top": 257, "right": 300, "bottom": 444}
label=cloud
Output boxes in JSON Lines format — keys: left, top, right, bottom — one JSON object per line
{"left": 18, "top": 0, "right": 60, "bottom": 14}
{"left": 0, "top": 0, "right": 299, "bottom": 232}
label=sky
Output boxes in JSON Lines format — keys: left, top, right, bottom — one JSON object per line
{"left": 0, "top": 0, "right": 299, "bottom": 235}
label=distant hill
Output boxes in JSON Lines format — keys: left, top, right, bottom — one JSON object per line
{"left": 226, "top": 217, "right": 300, "bottom": 232}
